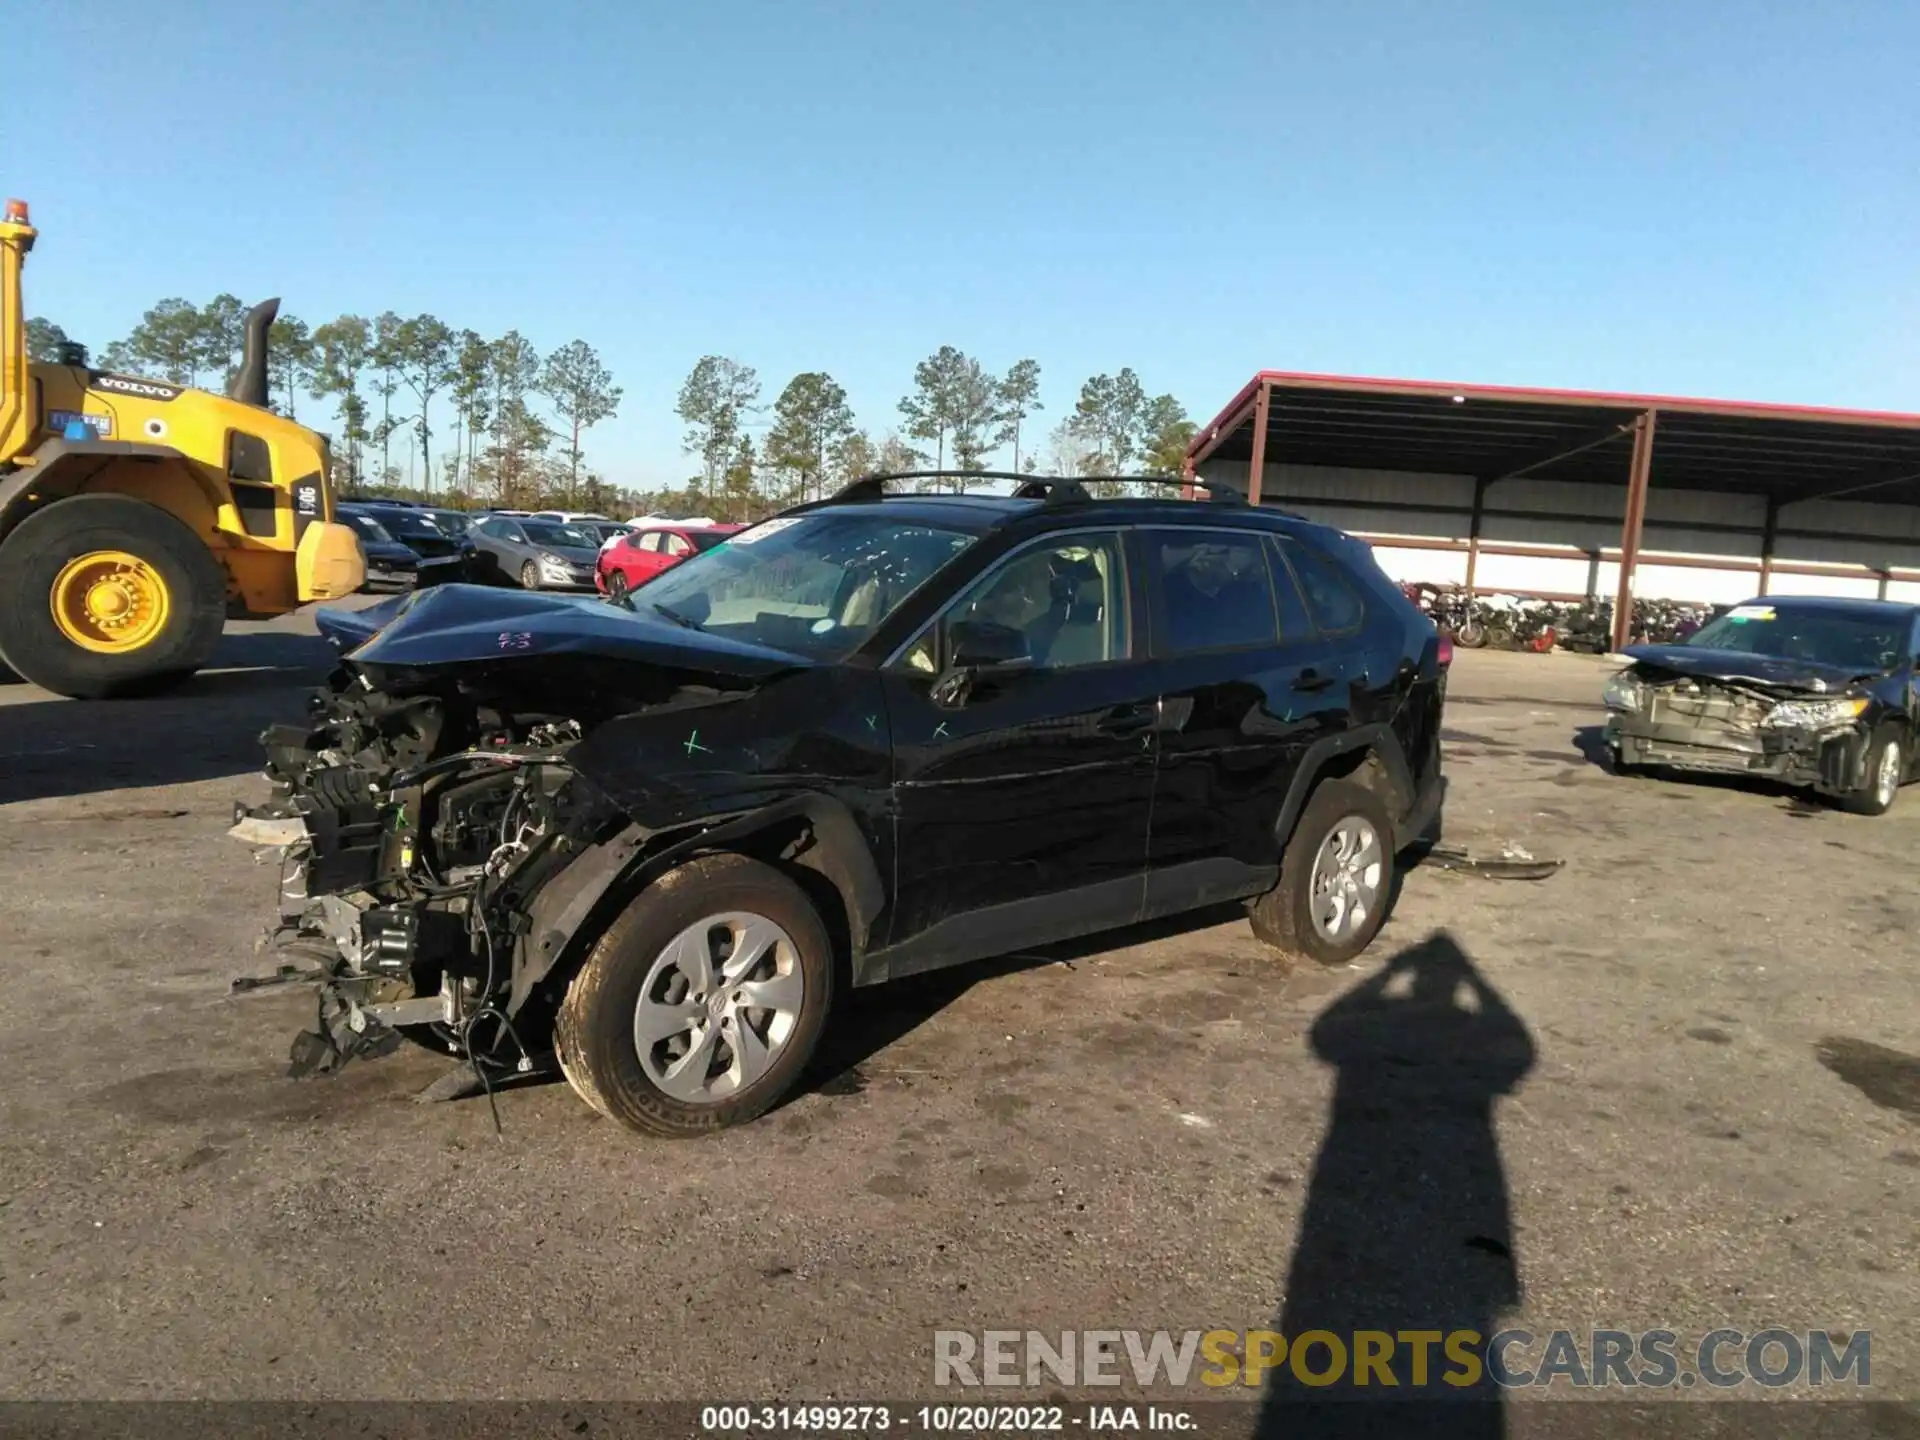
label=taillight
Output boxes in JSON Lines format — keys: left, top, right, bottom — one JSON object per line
{"left": 1437, "top": 635, "right": 1454, "bottom": 668}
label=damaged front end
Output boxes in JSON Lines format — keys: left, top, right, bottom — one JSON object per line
{"left": 1603, "top": 656, "right": 1875, "bottom": 794}
{"left": 229, "top": 583, "right": 815, "bottom": 1088}
{"left": 235, "top": 673, "right": 614, "bottom": 1081}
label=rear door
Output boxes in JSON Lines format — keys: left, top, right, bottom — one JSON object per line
{"left": 876, "top": 528, "right": 1157, "bottom": 975}
{"left": 1140, "top": 526, "right": 1342, "bottom": 916}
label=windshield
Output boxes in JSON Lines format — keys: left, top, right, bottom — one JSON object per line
{"left": 343, "top": 512, "right": 395, "bottom": 544}
{"left": 1686, "top": 605, "right": 1903, "bottom": 674}
{"left": 635, "top": 513, "right": 977, "bottom": 659}
{"left": 523, "top": 522, "right": 594, "bottom": 549}
{"left": 373, "top": 509, "right": 444, "bottom": 539}
{"left": 430, "top": 509, "right": 471, "bottom": 534}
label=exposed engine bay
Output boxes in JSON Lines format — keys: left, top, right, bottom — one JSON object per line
{"left": 233, "top": 667, "right": 621, "bottom": 1087}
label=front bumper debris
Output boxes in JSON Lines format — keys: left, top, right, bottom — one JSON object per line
{"left": 1607, "top": 714, "right": 1868, "bottom": 793}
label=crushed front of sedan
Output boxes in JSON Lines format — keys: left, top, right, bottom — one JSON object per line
{"left": 1603, "top": 654, "right": 1874, "bottom": 791}
{"left": 1600, "top": 595, "right": 1918, "bottom": 813}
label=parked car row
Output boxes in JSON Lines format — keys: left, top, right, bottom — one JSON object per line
{"left": 335, "top": 500, "right": 736, "bottom": 597}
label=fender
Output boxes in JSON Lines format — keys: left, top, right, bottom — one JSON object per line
{"left": 509, "top": 790, "right": 887, "bottom": 1014}
{"left": 1272, "top": 723, "right": 1421, "bottom": 852}
{"left": 0, "top": 437, "right": 196, "bottom": 538}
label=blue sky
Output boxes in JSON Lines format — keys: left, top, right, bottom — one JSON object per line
{"left": 14, "top": 0, "right": 1918, "bottom": 487}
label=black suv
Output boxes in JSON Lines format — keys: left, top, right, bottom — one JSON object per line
{"left": 240, "top": 474, "right": 1449, "bottom": 1138}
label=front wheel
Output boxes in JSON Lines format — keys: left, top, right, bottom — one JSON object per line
{"left": 554, "top": 853, "right": 835, "bottom": 1137}
{"left": 1250, "top": 778, "right": 1397, "bottom": 966}
{"left": 1454, "top": 616, "right": 1487, "bottom": 649}
{"left": 0, "top": 494, "right": 227, "bottom": 699}
{"left": 519, "top": 560, "right": 542, "bottom": 591}
{"left": 1842, "top": 727, "right": 1907, "bottom": 816}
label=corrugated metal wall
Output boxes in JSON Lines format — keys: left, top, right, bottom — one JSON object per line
{"left": 1197, "top": 458, "right": 1920, "bottom": 604}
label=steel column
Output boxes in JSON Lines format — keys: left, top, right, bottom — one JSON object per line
{"left": 1463, "top": 477, "right": 1489, "bottom": 597}
{"left": 1610, "top": 409, "right": 1658, "bottom": 651}
{"left": 1245, "top": 382, "right": 1272, "bottom": 507}
{"left": 1757, "top": 494, "right": 1780, "bottom": 595}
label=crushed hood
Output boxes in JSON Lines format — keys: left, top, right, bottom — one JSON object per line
{"left": 1622, "top": 643, "right": 1876, "bottom": 694}
{"left": 320, "top": 582, "right": 810, "bottom": 681}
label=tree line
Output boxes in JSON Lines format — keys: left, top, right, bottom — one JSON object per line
{"left": 28, "top": 309, "right": 1197, "bottom": 523}
{"left": 668, "top": 349, "right": 1197, "bottom": 521}
{"left": 28, "top": 304, "right": 623, "bottom": 512}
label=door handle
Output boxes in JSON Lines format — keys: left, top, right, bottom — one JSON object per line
{"left": 1097, "top": 705, "right": 1155, "bottom": 736}
{"left": 1293, "top": 669, "right": 1335, "bottom": 693}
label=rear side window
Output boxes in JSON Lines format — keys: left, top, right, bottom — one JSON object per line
{"left": 1277, "top": 534, "right": 1366, "bottom": 635}
{"left": 636, "top": 531, "right": 662, "bottom": 552}
{"left": 1147, "top": 530, "right": 1277, "bottom": 655}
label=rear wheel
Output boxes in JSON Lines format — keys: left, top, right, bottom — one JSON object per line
{"left": 605, "top": 570, "right": 630, "bottom": 602}
{"left": 0, "top": 495, "right": 226, "bottom": 699}
{"left": 1250, "top": 778, "right": 1397, "bottom": 966}
{"left": 519, "top": 560, "right": 542, "bottom": 590}
{"left": 555, "top": 853, "right": 835, "bottom": 1137}
{"left": 1842, "top": 726, "right": 1906, "bottom": 816}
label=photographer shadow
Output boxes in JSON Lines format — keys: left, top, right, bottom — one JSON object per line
{"left": 1258, "top": 931, "right": 1535, "bottom": 1439}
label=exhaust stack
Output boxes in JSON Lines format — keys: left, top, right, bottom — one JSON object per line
{"left": 227, "top": 297, "right": 279, "bottom": 408}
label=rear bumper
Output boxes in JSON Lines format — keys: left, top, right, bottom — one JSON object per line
{"left": 1607, "top": 714, "right": 1869, "bottom": 794}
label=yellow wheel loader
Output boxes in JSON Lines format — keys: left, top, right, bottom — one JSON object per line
{"left": 0, "top": 198, "right": 363, "bottom": 698}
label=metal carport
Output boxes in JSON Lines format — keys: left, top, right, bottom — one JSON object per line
{"left": 1185, "top": 372, "right": 1920, "bottom": 650}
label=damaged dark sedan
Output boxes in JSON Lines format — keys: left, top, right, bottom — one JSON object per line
{"left": 1604, "top": 596, "right": 1920, "bottom": 814}
{"left": 234, "top": 475, "right": 1448, "bottom": 1138}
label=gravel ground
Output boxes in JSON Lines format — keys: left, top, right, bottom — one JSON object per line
{"left": 1, "top": 613, "right": 1915, "bottom": 1422}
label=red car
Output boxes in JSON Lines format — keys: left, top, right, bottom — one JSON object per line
{"left": 596, "top": 523, "right": 743, "bottom": 599}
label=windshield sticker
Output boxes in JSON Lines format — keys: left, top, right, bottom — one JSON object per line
{"left": 1727, "top": 605, "right": 1775, "bottom": 622}
{"left": 730, "top": 516, "right": 804, "bottom": 546}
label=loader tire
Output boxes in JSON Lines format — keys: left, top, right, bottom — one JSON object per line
{"left": 0, "top": 495, "right": 227, "bottom": 699}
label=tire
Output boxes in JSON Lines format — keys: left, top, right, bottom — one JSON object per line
{"left": 605, "top": 570, "right": 629, "bottom": 603}
{"left": 1250, "top": 778, "right": 1397, "bottom": 966}
{"left": 519, "top": 560, "right": 542, "bottom": 590}
{"left": 1842, "top": 725, "right": 1907, "bottom": 817}
{"left": 0, "top": 495, "right": 226, "bottom": 699}
{"left": 1455, "top": 617, "right": 1486, "bottom": 649}
{"left": 554, "top": 853, "right": 835, "bottom": 1138}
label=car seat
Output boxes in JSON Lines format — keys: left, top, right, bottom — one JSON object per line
{"left": 1028, "top": 555, "right": 1108, "bottom": 666}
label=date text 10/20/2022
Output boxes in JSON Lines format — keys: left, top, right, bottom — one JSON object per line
{"left": 699, "top": 1405, "right": 1197, "bottom": 1432}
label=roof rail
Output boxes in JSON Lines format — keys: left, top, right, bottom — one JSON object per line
{"left": 819, "top": 469, "right": 1246, "bottom": 508}
{"left": 821, "top": 470, "right": 1093, "bottom": 505}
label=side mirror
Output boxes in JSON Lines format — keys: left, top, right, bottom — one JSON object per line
{"left": 931, "top": 620, "right": 1032, "bottom": 708}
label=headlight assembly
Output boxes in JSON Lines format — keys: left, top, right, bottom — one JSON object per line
{"left": 1602, "top": 670, "right": 1646, "bottom": 712}
{"left": 1761, "top": 696, "right": 1870, "bottom": 730}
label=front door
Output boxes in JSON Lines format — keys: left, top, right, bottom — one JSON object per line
{"left": 875, "top": 529, "right": 1156, "bottom": 976}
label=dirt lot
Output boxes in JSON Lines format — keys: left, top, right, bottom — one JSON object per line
{"left": 1, "top": 615, "right": 1916, "bottom": 1416}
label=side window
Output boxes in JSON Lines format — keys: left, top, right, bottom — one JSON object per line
{"left": 472, "top": 518, "right": 498, "bottom": 539}
{"left": 636, "top": 531, "right": 662, "bottom": 552}
{"left": 1909, "top": 615, "right": 1920, "bottom": 661}
{"left": 899, "top": 532, "right": 1130, "bottom": 674}
{"left": 502, "top": 522, "right": 526, "bottom": 543}
{"left": 665, "top": 533, "right": 693, "bottom": 557}
{"left": 1277, "top": 535, "right": 1367, "bottom": 635}
{"left": 1148, "top": 530, "right": 1278, "bottom": 655}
